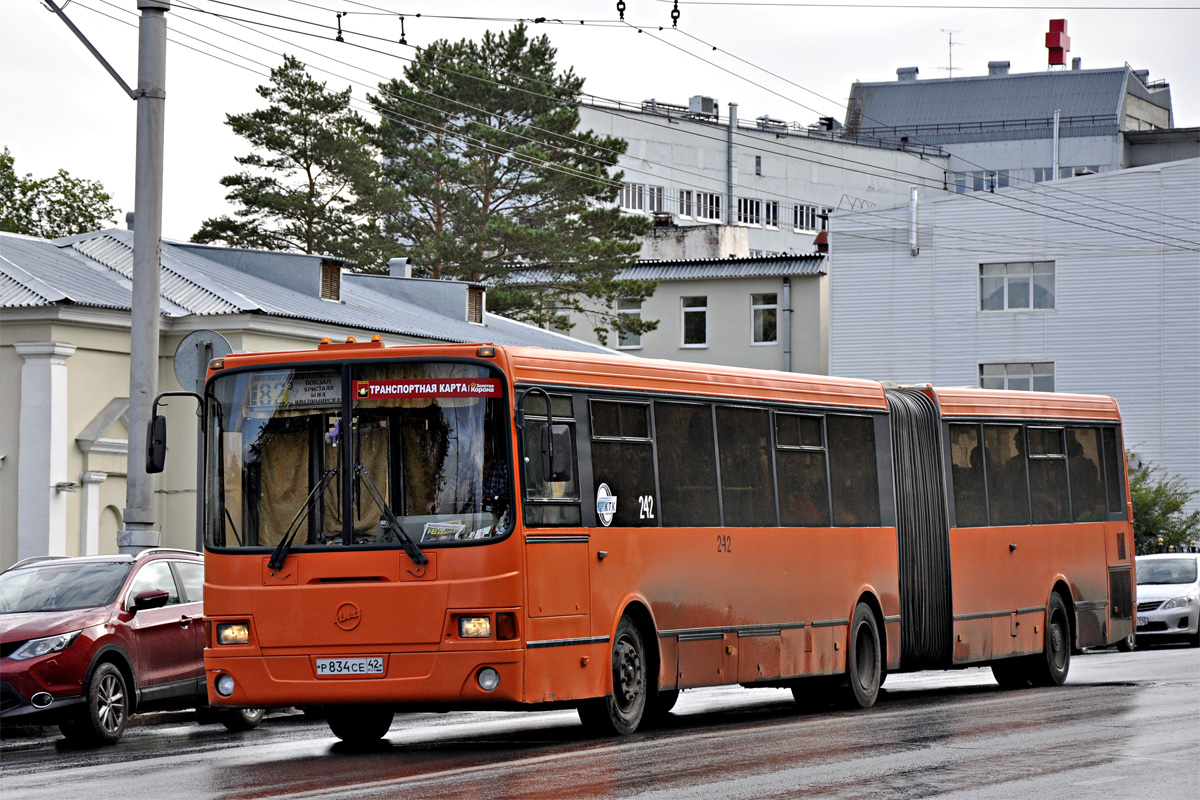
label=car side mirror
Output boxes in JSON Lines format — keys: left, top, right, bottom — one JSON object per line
{"left": 541, "top": 423, "right": 573, "bottom": 483}
{"left": 132, "top": 588, "right": 170, "bottom": 611}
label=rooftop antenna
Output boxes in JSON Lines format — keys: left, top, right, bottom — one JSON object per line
{"left": 939, "top": 29, "right": 963, "bottom": 77}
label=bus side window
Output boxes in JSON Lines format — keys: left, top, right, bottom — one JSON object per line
{"left": 523, "top": 394, "right": 582, "bottom": 527}
{"left": 590, "top": 400, "right": 655, "bottom": 527}
{"left": 1101, "top": 427, "right": 1126, "bottom": 516}
{"left": 984, "top": 425, "right": 1030, "bottom": 526}
{"left": 949, "top": 423, "right": 987, "bottom": 527}
{"left": 1028, "top": 427, "right": 1070, "bottom": 524}
{"left": 775, "top": 412, "right": 830, "bottom": 527}
{"left": 655, "top": 402, "right": 720, "bottom": 527}
{"left": 827, "top": 414, "right": 881, "bottom": 527}
{"left": 716, "top": 406, "right": 777, "bottom": 527}
{"left": 1067, "top": 428, "right": 1106, "bottom": 522}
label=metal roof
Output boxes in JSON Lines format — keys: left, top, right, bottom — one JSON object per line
{"left": 847, "top": 67, "right": 1168, "bottom": 143}
{"left": 0, "top": 230, "right": 614, "bottom": 354}
{"left": 506, "top": 254, "right": 825, "bottom": 285}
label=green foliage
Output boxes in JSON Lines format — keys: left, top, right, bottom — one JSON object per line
{"left": 1130, "top": 461, "right": 1200, "bottom": 554}
{"left": 367, "top": 24, "right": 656, "bottom": 344}
{"left": 1, "top": 147, "right": 118, "bottom": 238}
{"left": 193, "top": 56, "right": 390, "bottom": 268}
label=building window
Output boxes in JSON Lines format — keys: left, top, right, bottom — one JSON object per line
{"left": 755, "top": 155, "right": 763, "bottom": 176}
{"left": 648, "top": 185, "right": 665, "bottom": 213}
{"left": 793, "top": 203, "right": 820, "bottom": 232}
{"left": 820, "top": 208, "right": 832, "bottom": 231}
{"left": 616, "top": 299, "right": 642, "bottom": 349}
{"left": 764, "top": 201, "right": 779, "bottom": 229}
{"left": 678, "top": 190, "right": 693, "bottom": 218}
{"left": 737, "top": 197, "right": 762, "bottom": 226}
{"left": 1033, "top": 167, "right": 1054, "bottom": 183}
{"left": 980, "top": 362, "right": 1055, "bottom": 392}
{"left": 751, "top": 293, "right": 777, "bottom": 344}
{"left": 681, "top": 296, "right": 707, "bottom": 347}
{"left": 697, "top": 192, "right": 721, "bottom": 221}
{"left": 619, "top": 183, "right": 644, "bottom": 211}
{"left": 980, "top": 261, "right": 1055, "bottom": 310}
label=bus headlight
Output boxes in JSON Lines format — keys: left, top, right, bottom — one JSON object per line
{"left": 217, "top": 623, "right": 249, "bottom": 645}
{"left": 459, "top": 617, "right": 491, "bottom": 638}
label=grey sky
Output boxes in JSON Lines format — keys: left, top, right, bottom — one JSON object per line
{"left": 3, "top": 0, "right": 1196, "bottom": 242}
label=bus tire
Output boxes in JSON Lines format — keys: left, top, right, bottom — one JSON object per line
{"left": 990, "top": 658, "right": 1031, "bottom": 688}
{"left": 644, "top": 689, "right": 679, "bottom": 725}
{"left": 327, "top": 705, "right": 393, "bottom": 744}
{"left": 1030, "top": 593, "right": 1071, "bottom": 687}
{"left": 845, "top": 602, "right": 882, "bottom": 709}
{"left": 1116, "top": 632, "right": 1136, "bottom": 652}
{"left": 578, "top": 615, "right": 647, "bottom": 736}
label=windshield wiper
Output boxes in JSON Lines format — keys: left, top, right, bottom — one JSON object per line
{"left": 354, "top": 465, "right": 428, "bottom": 566}
{"left": 267, "top": 467, "right": 338, "bottom": 571}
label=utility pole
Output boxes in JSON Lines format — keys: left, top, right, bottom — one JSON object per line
{"left": 119, "top": 0, "right": 170, "bottom": 554}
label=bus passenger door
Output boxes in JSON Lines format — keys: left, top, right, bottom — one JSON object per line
{"left": 524, "top": 535, "right": 591, "bottom": 702}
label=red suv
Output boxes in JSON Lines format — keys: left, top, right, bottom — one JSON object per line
{"left": 0, "top": 549, "right": 262, "bottom": 744}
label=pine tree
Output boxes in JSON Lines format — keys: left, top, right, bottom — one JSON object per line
{"left": 368, "top": 24, "right": 655, "bottom": 344}
{"left": 193, "top": 56, "right": 389, "bottom": 267}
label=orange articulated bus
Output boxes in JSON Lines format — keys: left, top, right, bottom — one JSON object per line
{"left": 160, "top": 340, "right": 1133, "bottom": 742}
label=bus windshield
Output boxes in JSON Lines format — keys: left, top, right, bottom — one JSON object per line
{"left": 205, "top": 361, "right": 511, "bottom": 551}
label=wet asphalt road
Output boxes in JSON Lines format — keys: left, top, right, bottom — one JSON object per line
{"left": 2, "top": 647, "right": 1196, "bottom": 800}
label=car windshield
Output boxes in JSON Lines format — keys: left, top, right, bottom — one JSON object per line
{"left": 1135, "top": 558, "right": 1198, "bottom": 585}
{"left": 205, "top": 361, "right": 511, "bottom": 550}
{"left": 0, "top": 562, "right": 132, "bottom": 613}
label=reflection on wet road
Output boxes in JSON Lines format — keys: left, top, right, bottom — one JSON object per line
{"left": 3, "top": 648, "right": 1196, "bottom": 799}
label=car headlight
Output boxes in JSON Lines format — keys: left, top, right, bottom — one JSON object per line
{"left": 1161, "top": 594, "right": 1197, "bottom": 610}
{"left": 9, "top": 630, "right": 82, "bottom": 661}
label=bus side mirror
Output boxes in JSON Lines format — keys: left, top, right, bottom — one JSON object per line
{"left": 542, "top": 424, "right": 573, "bottom": 483}
{"left": 147, "top": 415, "right": 167, "bottom": 474}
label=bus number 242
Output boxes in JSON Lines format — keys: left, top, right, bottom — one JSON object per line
{"left": 716, "top": 534, "right": 732, "bottom": 553}
{"left": 638, "top": 495, "right": 655, "bottom": 520}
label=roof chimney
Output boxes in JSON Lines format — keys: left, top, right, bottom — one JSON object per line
{"left": 125, "top": 212, "right": 135, "bottom": 231}
{"left": 387, "top": 257, "right": 412, "bottom": 278}
{"left": 987, "top": 60, "right": 1010, "bottom": 76}
{"left": 1072, "top": 57, "right": 1081, "bottom": 70}
{"left": 896, "top": 66, "right": 919, "bottom": 82}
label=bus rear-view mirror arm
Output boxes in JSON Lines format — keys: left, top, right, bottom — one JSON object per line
{"left": 147, "top": 391, "right": 204, "bottom": 474}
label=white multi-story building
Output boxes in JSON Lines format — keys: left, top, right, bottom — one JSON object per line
{"left": 828, "top": 159, "right": 1200, "bottom": 512}
{"left": 579, "top": 98, "right": 950, "bottom": 256}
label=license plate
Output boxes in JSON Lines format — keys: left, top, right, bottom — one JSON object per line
{"left": 1137, "top": 616, "right": 1148, "bottom": 627}
{"left": 315, "top": 657, "right": 385, "bottom": 676}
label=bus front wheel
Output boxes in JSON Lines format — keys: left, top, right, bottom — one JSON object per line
{"left": 578, "top": 615, "right": 647, "bottom": 736}
{"left": 327, "top": 705, "right": 394, "bottom": 744}
{"left": 845, "top": 602, "right": 882, "bottom": 709}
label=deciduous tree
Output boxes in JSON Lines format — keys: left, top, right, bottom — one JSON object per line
{"left": 1, "top": 147, "right": 118, "bottom": 238}
{"left": 1130, "top": 461, "right": 1200, "bottom": 554}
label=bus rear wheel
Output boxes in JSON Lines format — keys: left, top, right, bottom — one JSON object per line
{"left": 327, "top": 705, "right": 393, "bottom": 744}
{"left": 1030, "top": 593, "right": 1071, "bottom": 687}
{"left": 578, "top": 615, "right": 647, "bottom": 736}
{"left": 844, "top": 602, "right": 882, "bottom": 709}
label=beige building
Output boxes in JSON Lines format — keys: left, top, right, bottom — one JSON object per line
{"left": 0, "top": 230, "right": 613, "bottom": 569}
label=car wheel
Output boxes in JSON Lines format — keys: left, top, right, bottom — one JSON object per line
{"left": 578, "top": 615, "right": 647, "bottom": 736}
{"left": 843, "top": 602, "right": 883, "bottom": 709}
{"left": 220, "top": 707, "right": 265, "bottom": 731}
{"left": 1030, "top": 593, "right": 1071, "bottom": 687}
{"left": 327, "top": 706, "right": 393, "bottom": 744}
{"left": 1116, "top": 632, "right": 1136, "bottom": 652}
{"left": 60, "top": 662, "right": 128, "bottom": 745}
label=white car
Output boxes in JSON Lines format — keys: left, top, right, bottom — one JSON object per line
{"left": 1135, "top": 553, "right": 1200, "bottom": 648}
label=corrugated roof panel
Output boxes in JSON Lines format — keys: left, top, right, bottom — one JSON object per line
{"left": 506, "top": 255, "right": 826, "bottom": 285}
{"left": 0, "top": 233, "right": 130, "bottom": 310}
{"left": 850, "top": 68, "right": 1136, "bottom": 137}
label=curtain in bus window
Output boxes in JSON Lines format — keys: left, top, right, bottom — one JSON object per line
{"left": 827, "top": 415, "right": 881, "bottom": 527}
{"left": 590, "top": 401, "right": 655, "bottom": 527}
{"left": 257, "top": 419, "right": 318, "bottom": 547}
{"left": 1067, "top": 428, "right": 1106, "bottom": 522}
{"left": 1102, "top": 427, "right": 1126, "bottom": 515}
{"left": 949, "top": 424, "right": 987, "bottom": 528}
{"left": 1028, "top": 427, "right": 1070, "bottom": 524}
{"left": 716, "top": 407, "right": 777, "bottom": 527}
{"left": 655, "top": 402, "right": 720, "bottom": 527}
{"left": 984, "top": 425, "right": 1030, "bottom": 526}
{"left": 347, "top": 417, "right": 390, "bottom": 539}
